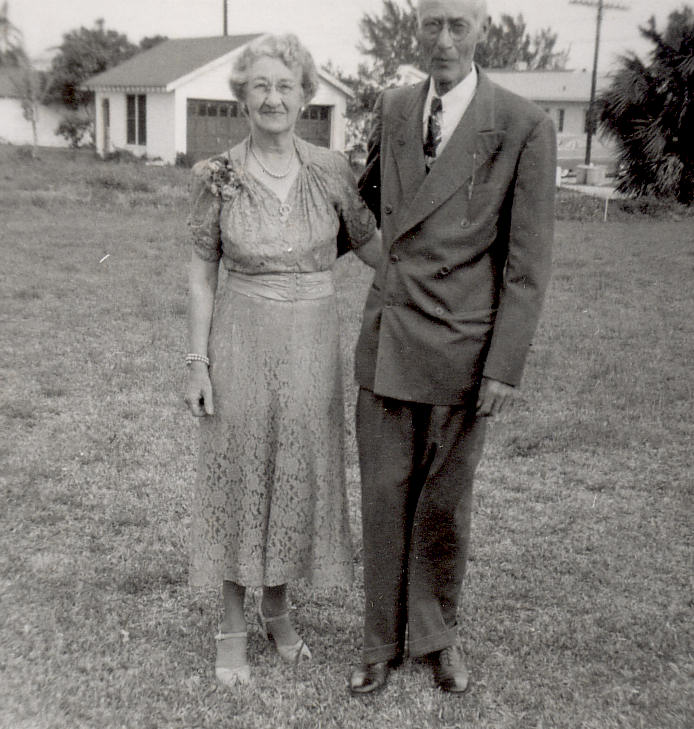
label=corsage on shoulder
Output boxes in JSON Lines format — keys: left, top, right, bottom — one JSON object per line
{"left": 204, "top": 157, "right": 244, "bottom": 201}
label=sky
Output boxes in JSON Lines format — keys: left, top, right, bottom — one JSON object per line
{"left": 9, "top": 0, "right": 688, "bottom": 74}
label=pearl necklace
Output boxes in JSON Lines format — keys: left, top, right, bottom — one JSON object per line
{"left": 250, "top": 142, "right": 296, "bottom": 179}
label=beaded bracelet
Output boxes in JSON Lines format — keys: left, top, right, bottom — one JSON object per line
{"left": 185, "top": 353, "right": 210, "bottom": 367}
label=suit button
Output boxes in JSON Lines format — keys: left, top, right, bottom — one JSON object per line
{"left": 439, "top": 265, "right": 450, "bottom": 276}
{"left": 384, "top": 204, "right": 393, "bottom": 215}
{"left": 435, "top": 306, "right": 444, "bottom": 316}
{"left": 390, "top": 253, "right": 399, "bottom": 263}
{"left": 461, "top": 218, "right": 471, "bottom": 228}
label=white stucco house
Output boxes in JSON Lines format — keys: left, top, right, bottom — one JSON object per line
{"left": 484, "top": 69, "right": 610, "bottom": 135}
{"left": 82, "top": 35, "right": 353, "bottom": 165}
{"left": 0, "top": 67, "right": 69, "bottom": 148}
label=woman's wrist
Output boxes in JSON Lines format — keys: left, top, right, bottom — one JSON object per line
{"left": 185, "top": 353, "right": 210, "bottom": 367}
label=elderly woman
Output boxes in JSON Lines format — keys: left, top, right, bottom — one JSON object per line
{"left": 184, "top": 33, "right": 379, "bottom": 687}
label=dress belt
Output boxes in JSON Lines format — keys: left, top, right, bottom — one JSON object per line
{"left": 226, "top": 270, "right": 335, "bottom": 301}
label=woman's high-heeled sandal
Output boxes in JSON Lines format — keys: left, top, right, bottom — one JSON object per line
{"left": 215, "top": 630, "right": 251, "bottom": 686}
{"left": 258, "top": 610, "right": 312, "bottom": 664}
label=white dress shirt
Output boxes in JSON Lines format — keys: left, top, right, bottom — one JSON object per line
{"left": 422, "top": 65, "right": 478, "bottom": 156}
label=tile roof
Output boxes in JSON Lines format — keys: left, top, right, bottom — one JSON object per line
{"left": 83, "top": 35, "right": 261, "bottom": 89}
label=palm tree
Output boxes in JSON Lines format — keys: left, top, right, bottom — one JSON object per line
{"left": 0, "top": 1, "right": 25, "bottom": 66}
{"left": 598, "top": 6, "right": 694, "bottom": 204}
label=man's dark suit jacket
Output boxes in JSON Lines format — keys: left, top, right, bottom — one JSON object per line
{"left": 356, "top": 68, "right": 556, "bottom": 405}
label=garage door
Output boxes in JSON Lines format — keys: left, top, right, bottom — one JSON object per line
{"left": 186, "top": 100, "right": 246, "bottom": 164}
{"left": 186, "top": 99, "right": 332, "bottom": 164}
{"left": 296, "top": 105, "right": 331, "bottom": 148}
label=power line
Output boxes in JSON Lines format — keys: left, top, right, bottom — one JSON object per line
{"left": 569, "top": 0, "right": 629, "bottom": 166}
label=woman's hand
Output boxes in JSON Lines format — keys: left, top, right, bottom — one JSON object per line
{"left": 184, "top": 362, "right": 215, "bottom": 417}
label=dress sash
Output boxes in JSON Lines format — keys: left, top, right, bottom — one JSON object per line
{"left": 225, "top": 270, "right": 335, "bottom": 301}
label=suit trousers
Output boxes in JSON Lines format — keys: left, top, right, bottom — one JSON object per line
{"left": 356, "top": 387, "right": 487, "bottom": 664}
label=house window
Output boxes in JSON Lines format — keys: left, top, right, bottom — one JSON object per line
{"left": 557, "top": 108, "right": 565, "bottom": 133}
{"left": 126, "top": 94, "right": 147, "bottom": 145}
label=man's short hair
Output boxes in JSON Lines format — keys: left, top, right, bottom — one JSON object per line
{"left": 416, "top": 0, "right": 488, "bottom": 28}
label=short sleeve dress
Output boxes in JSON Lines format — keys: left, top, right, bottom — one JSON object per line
{"left": 187, "top": 137, "right": 376, "bottom": 589}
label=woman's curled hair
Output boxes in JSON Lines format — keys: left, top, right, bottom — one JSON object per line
{"left": 229, "top": 33, "right": 319, "bottom": 104}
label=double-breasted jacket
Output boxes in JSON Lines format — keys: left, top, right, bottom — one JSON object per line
{"left": 356, "top": 69, "right": 556, "bottom": 404}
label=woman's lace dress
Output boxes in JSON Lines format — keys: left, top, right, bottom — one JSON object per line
{"left": 187, "top": 137, "right": 375, "bottom": 588}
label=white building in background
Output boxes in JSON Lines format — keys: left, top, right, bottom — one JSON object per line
{"left": 83, "top": 35, "right": 353, "bottom": 165}
{"left": 0, "top": 67, "right": 69, "bottom": 148}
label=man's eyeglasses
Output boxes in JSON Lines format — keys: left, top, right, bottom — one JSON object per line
{"left": 420, "top": 19, "right": 473, "bottom": 41}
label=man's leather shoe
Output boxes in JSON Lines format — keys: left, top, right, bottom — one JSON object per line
{"left": 349, "top": 661, "right": 390, "bottom": 695}
{"left": 431, "top": 646, "right": 470, "bottom": 693}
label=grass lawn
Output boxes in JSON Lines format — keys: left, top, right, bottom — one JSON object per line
{"left": 1, "top": 145, "right": 692, "bottom": 729}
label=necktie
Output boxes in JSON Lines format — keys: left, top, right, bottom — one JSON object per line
{"left": 423, "top": 96, "right": 443, "bottom": 165}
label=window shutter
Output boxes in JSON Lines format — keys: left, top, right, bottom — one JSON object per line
{"left": 126, "top": 95, "right": 136, "bottom": 144}
{"left": 137, "top": 95, "right": 147, "bottom": 145}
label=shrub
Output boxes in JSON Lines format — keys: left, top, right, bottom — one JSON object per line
{"left": 104, "top": 148, "right": 141, "bottom": 164}
{"left": 56, "top": 113, "right": 93, "bottom": 149}
{"left": 175, "top": 152, "right": 192, "bottom": 168}
{"left": 555, "top": 189, "right": 694, "bottom": 221}
{"left": 598, "top": 8, "right": 694, "bottom": 205}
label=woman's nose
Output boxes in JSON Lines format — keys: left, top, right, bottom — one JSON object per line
{"left": 265, "top": 86, "right": 283, "bottom": 105}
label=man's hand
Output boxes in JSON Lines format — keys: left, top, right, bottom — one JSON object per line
{"left": 476, "top": 376, "right": 514, "bottom": 417}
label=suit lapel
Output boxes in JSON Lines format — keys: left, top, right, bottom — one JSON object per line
{"left": 390, "top": 81, "right": 429, "bottom": 207}
{"left": 394, "top": 71, "right": 504, "bottom": 241}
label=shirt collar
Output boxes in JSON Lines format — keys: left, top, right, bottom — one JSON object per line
{"left": 424, "top": 64, "right": 478, "bottom": 114}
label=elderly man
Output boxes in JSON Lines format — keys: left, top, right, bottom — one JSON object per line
{"left": 349, "top": 0, "right": 556, "bottom": 695}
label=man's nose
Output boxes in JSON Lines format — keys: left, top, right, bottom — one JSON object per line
{"left": 436, "top": 23, "right": 454, "bottom": 49}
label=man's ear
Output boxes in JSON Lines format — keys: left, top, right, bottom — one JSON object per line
{"left": 477, "top": 14, "right": 491, "bottom": 42}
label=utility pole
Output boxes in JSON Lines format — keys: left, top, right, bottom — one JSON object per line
{"left": 223, "top": 0, "right": 228, "bottom": 36}
{"left": 570, "top": 0, "right": 628, "bottom": 165}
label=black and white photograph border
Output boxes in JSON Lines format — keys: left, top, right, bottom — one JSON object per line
{"left": 1, "top": 1, "right": 692, "bottom": 728}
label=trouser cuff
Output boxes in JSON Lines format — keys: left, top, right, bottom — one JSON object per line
{"left": 408, "top": 627, "right": 457, "bottom": 659}
{"left": 362, "top": 639, "right": 402, "bottom": 665}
